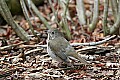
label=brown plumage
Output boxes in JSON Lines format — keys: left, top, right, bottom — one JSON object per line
{"left": 47, "top": 28, "right": 88, "bottom": 66}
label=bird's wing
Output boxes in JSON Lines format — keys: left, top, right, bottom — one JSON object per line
{"left": 48, "top": 37, "right": 69, "bottom": 62}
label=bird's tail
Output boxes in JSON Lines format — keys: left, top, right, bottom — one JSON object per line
{"left": 72, "top": 54, "right": 88, "bottom": 65}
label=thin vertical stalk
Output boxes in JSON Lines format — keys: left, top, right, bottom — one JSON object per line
{"left": 103, "top": 0, "right": 109, "bottom": 35}
{"left": 89, "top": 0, "right": 99, "bottom": 32}
{"left": 110, "top": 0, "right": 120, "bottom": 34}
{"left": 76, "top": 0, "right": 86, "bottom": 25}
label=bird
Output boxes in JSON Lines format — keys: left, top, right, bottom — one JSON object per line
{"left": 47, "top": 28, "right": 88, "bottom": 67}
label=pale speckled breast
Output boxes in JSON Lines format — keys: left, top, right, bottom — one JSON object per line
{"left": 47, "top": 40, "right": 63, "bottom": 62}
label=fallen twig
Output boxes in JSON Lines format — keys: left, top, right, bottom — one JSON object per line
{"left": 71, "top": 35, "right": 117, "bottom": 46}
{"left": 25, "top": 48, "right": 43, "bottom": 56}
{"left": 0, "top": 41, "right": 26, "bottom": 51}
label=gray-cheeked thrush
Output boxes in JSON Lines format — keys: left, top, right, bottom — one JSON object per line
{"left": 47, "top": 28, "right": 88, "bottom": 67}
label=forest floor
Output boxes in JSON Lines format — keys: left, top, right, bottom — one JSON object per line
{"left": 0, "top": 0, "right": 120, "bottom": 80}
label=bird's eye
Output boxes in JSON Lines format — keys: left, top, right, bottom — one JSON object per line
{"left": 51, "top": 31, "right": 54, "bottom": 34}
